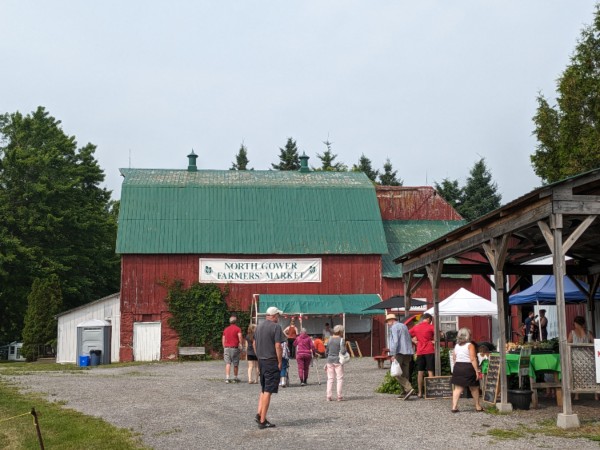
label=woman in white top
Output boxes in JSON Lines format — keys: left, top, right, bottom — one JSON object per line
{"left": 451, "top": 327, "right": 483, "bottom": 412}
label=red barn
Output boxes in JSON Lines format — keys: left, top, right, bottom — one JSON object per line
{"left": 116, "top": 154, "right": 481, "bottom": 361}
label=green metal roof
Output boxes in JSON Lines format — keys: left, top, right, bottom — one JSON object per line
{"left": 116, "top": 169, "right": 387, "bottom": 254}
{"left": 382, "top": 220, "right": 467, "bottom": 278}
{"left": 258, "top": 294, "right": 383, "bottom": 315}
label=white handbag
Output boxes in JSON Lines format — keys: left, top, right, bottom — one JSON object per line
{"left": 339, "top": 339, "right": 351, "bottom": 365}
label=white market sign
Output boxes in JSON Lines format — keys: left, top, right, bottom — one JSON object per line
{"left": 199, "top": 258, "right": 322, "bottom": 284}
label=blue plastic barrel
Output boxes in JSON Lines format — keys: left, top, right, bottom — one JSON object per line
{"left": 79, "top": 355, "right": 90, "bottom": 367}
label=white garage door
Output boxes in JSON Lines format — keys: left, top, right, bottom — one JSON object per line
{"left": 133, "top": 322, "right": 161, "bottom": 361}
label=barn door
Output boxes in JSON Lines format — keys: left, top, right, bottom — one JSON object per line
{"left": 133, "top": 322, "right": 161, "bottom": 361}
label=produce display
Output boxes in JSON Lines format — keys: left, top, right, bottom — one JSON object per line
{"left": 505, "top": 337, "right": 559, "bottom": 353}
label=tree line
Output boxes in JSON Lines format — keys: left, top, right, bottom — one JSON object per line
{"left": 3, "top": 5, "right": 600, "bottom": 351}
{"left": 231, "top": 136, "right": 503, "bottom": 221}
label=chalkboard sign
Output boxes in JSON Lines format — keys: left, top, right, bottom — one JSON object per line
{"left": 483, "top": 354, "right": 500, "bottom": 404}
{"left": 425, "top": 376, "right": 453, "bottom": 399}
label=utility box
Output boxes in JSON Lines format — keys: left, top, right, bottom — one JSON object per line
{"left": 77, "top": 319, "right": 111, "bottom": 366}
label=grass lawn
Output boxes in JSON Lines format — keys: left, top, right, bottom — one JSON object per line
{"left": 0, "top": 361, "right": 149, "bottom": 450}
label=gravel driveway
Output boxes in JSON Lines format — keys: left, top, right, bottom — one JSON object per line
{"left": 3, "top": 358, "right": 599, "bottom": 449}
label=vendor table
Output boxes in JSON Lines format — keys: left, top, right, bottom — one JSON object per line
{"left": 481, "top": 353, "right": 562, "bottom": 407}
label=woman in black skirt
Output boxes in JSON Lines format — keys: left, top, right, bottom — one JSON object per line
{"left": 451, "top": 328, "right": 483, "bottom": 412}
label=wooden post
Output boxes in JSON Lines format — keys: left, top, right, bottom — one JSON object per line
{"left": 426, "top": 261, "right": 442, "bottom": 376}
{"left": 551, "top": 215, "right": 576, "bottom": 420}
{"left": 31, "top": 408, "right": 45, "bottom": 450}
{"left": 483, "top": 235, "right": 510, "bottom": 412}
{"left": 403, "top": 273, "right": 412, "bottom": 321}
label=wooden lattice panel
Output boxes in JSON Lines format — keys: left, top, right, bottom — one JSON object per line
{"left": 571, "top": 345, "right": 600, "bottom": 392}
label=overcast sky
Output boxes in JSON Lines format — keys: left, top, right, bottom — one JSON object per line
{"left": 1, "top": 1, "right": 596, "bottom": 203}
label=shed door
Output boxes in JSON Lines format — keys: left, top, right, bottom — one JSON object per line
{"left": 133, "top": 322, "right": 161, "bottom": 361}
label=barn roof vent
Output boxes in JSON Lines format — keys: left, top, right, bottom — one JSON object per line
{"left": 299, "top": 152, "right": 310, "bottom": 173}
{"left": 187, "top": 150, "right": 198, "bottom": 172}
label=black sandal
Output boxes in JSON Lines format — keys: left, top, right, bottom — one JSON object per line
{"left": 451, "top": 409, "right": 459, "bottom": 413}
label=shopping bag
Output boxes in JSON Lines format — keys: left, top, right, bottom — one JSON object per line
{"left": 390, "top": 359, "right": 402, "bottom": 377}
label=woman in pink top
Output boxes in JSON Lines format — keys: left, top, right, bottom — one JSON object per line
{"left": 294, "top": 328, "right": 315, "bottom": 386}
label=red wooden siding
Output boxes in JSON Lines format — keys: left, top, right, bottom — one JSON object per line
{"left": 376, "top": 186, "right": 463, "bottom": 221}
{"left": 120, "top": 254, "right": 382, "bottom": 360}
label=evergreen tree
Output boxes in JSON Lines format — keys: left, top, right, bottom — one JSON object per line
{"left": 352, "top": 154, "right": 379, "bottom": 182}
{"left": 272, "top": 137, "right": 300, "bottom": 170}
{"left": 531, "top": 5, "right": 600, "bottom": 183}
{"left": 0, "top": 107, "right": 120, "bottom": 341}
{"left": 434, "top": 178, "right": 464, "bottom": 210}
{"left": 314, "top": 140, "right": 347, "bottom": 171}
{"left": 458, "top": 158, "right": 502, "bottom": 221}
{"left": 230, "top": 143, "right": 251, "bottom": 170}
{"left": 21, "top": 275, "right": 62, "bottom": 361}
{"left": 378, "top": 158, "right": 403, "bottom": 186}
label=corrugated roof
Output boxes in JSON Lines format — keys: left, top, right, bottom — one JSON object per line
{"left": 116, "top": 169, "right": 388, "bottom": 255}
{"left": 382, "top": 220, "right": 466, "bottom": 278}
{"left": 258, "top": 294, "right": 383, "bottom": 315}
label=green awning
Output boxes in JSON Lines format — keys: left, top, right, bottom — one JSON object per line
{"left": 258, "top": 294, "right": 383, "bottom": 315}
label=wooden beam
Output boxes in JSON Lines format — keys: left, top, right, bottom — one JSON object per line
{"left": 554, "top": 201, "right": 600, "bottom": 215}
{"left": 562, "top": 215, "right": 596, "bottom": 254}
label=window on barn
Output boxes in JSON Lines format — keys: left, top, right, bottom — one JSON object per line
{"left": 439, "top": 315, "right": 458, "bottom": 333}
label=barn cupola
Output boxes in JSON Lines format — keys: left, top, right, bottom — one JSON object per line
{"left": 187, "top": 150, "right": 198, "bottom": 172}
{"left": 299, "top": 152, "right": 310, "bottom": 173}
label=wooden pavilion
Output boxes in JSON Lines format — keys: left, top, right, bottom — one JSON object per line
{"left": 395, "top": 168, "right": 600, "bottom": 429}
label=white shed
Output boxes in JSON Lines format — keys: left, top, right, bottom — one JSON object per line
{"left": 56, "top": 293, "right": 120, "bottom": 363}
{"left": 7, "top": 342, "right": 26, "bottom": 361}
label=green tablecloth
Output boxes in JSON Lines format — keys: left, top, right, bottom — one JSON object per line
{"left": 481, "top": 353, "right": 561, "bottom": 379}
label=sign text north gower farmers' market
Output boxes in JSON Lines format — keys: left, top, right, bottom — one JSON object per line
{"left": 199, "top": 258, "right": 322, "bottom": 284}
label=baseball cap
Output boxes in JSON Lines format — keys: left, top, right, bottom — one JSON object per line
{"left": 266, "top": 306, "right": 283, "bottom": 316}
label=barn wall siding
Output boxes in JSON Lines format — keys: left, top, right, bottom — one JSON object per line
{"left": 120, "top": 254, "right": 383, "bottom": 360}
{"left": 376, "top": 186, "right": 463, "bottom": 221}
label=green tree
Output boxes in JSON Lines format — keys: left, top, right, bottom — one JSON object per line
{"left": 272, "top": 137, "right": 300, "bottom": 170}
{"left": 378, "top": 158, "right": 403, "bottom": 186}
{"left": 352, "top": 154, "right": 379, "bottom": 182}
{"left": 434, "top": 178, "right": 464, "bottom": 210}
{"left": 458, "top": 158, "right": 502, "bottom": 221}
{"left": 314, "top": 140, "right": 347, "bottom": 171}
{"left": 531, "top": 5, "right": 600, "bottom": 183}
{"left": 0, "top": 107, "right": 120, "bottom": 341}
{"left": 21, "top": 275, "right": 62, "bottom": 361}
{"left": 230, "top": 143, "right": 252, "bottom": 170}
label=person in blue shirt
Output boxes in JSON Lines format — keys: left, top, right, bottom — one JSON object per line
{"left": 386, "top": 313, "right": 415, "bottom": 400}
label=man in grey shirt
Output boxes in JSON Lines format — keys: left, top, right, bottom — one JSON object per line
{"left": 253, "top": 306, "right": 285, "bottom": 429}
{"left": 386, "top": 313, "right": 415, "bottom": 400}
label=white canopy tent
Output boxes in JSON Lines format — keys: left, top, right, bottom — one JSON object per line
{"left": 425, "top": 288, "right": 498, "bottom": 316}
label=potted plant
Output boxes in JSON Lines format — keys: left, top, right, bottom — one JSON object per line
{"left": 507, "top": 374, "right": 533, "bottom": 410}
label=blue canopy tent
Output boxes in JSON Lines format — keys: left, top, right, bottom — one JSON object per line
{"left": 509, "top": 275, "right": 600, "bottom": 341}
{"left": 509, "top": 275, "right": 600, "bottom": 305}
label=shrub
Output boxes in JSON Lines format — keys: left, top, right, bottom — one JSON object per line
{"left": 165, "top": 280, "right": 229, "bottom": 353}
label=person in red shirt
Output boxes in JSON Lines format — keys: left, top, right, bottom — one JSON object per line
{"left": 409, "top": 313, "right": 435, "bottom": 398}
{"left": 222, "top": 316, "right": 243, "bottom": 383}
